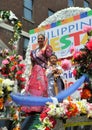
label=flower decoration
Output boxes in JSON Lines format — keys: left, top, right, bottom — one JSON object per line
{"left": 0, "top": 77, "right": 21, "bottom": 129}
{"left": 0, "top": 54, "right": 26, "bottom": 89}
{"left": 65, "top": 101, "right": 79, "bottom": 118}
{"left": 87, "top": 103, "right": 92, "bottom": 118}
{"left": 0, "top": 10, "right": 22, "bottom": 46}
{"left": 86, "top": 38, "right": 92, "bottom": 50}
{"left": 0, "top": 10, "right": 23, "bottom": 129}
{"left": 36, "top": 99, "right": 92, "bottom": 130}
{"left": 61, "top": 59, "right": 72, "bottom": 71}
{"left": 72, "top": 25, "right": 92, "bottom": 101}
{"left": 70, "top": 46, "right": 76, "bottom": 54}
{"left": 37, "top": 106, "right": 56, "bottom": 130}
{"left": 0, "top": 49, "right": 9, "bottom": 58}
{"left": 82, "top": 25, "right": 92, "bottom": 38}
{"left": 10, "top": 106, "right": 21, "bottom": 130}
{"left": 0, "top": 78, "right": 15, "bottom": 111}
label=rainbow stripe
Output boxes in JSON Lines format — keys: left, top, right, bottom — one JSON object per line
{"left": 29, "top": 10, "right": 92, "bottom": 34}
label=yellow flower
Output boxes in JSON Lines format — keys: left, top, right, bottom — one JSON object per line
{"left": 87, "top": 112, "right": 92, "bottom": 118}
{"left": 0, "top": 78, "right": 3, "bottom": 84}
{"left": 17, "top": 21, "right": 22, "bottom": 27}
{"left": 7, "top": 86, "right": 12, "bottom": 92}
{"left": 81, "top": 107, "right": 87, "bottom": 114}
{"left": 0, "top": 90, "right": 3, "bottom": 96}
{"left": 77, "top": 101, "right": 87, "bottom": 114}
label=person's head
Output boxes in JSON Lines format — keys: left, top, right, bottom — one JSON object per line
{"left": 37, "top": 34, "right": 45, "bottom": 48}
{"left": 49, "top": 54, "right": 58, "bottom": 65}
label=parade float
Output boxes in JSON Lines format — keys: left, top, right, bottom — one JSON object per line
{"left": 0, "top": 7, "right": 92, "bottom": 130}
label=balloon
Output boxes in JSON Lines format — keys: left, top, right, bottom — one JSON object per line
{"left": 10, "top": 75, "right": 88, "bottom": 106}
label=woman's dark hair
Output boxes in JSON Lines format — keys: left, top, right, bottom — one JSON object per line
{"left": 49, "top": 53, "right": 58, "bottom": 59}
{"left": 38, "top": 34, "right": 45, "bottom": 40}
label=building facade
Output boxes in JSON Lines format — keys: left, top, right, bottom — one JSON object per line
{"left": 0, "top": 0, "right": 92, "bottom": 57}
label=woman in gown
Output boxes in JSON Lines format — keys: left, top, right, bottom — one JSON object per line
{"left": 21, "top": 33, "right": 53, "bottom": 130}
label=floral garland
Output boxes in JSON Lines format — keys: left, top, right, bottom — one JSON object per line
{"left": 0, "top": 10, "right": 25, "bottom": 90}
{"left": 0, "top": 10, "right": 23, "bottom": 130}
{"left": 0, "top": 10, "right": 22, "bottom": 46}
{"left": 36, "top": 99, "right": 92, "bottom": 130}
{"left": 38, "top": 7, "right": 91, "bottom": 27}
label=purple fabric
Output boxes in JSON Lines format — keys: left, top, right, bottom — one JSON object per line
{"left": 31, "top": 45, "right": 53, "bottom": 68}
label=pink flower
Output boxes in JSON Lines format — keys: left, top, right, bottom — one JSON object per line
{"left": 61, "top": 59, "right": 71, "bottom": 70}
{"left": 18, "top": 64, "right": 26, "bottom": 70}
{"left": 72, "top": 69, "right": 77, "bottom": 77}
{"left": 86, "top": 38, "right": 92, "bottom": 50}
{"left": 70, "top": 46, "right": 76, "bottom": 54}
{"left": 49, "top": 117, "right": 56, "bottom": 128}
{"left": 40, "top": 112, "right": 48, "bottom": 121}
{"left": 18, "top": 77, "right": 26, "bottom": 82}
{"left": 16, "top": 70, "right": 23, "bottom": 75}
{"left": 18, "top": 64, "right": 25, "bottom": 68}
{"left": 5, "top": 49, "right": 9, "bottom": 53}
{"left": 18, "top": 55, "right": 23, "bottom": 61}
{"left": 73, "top": 51, "right": 82, "bottom": 60}
{"left": 12, "top": 45, "right": 17, "bottom": 50}
{"left": 82, "top": 25, "right": 92, "bottom": 33}
{"left": 9, "top": 56, "right": 15, "bottom": 61}
{"left": 87, "top": 103, "right": 92, "bottom": 112}
{"left": 10, "top": 66, "right": 16, "bottom": 71}
{"left": 2, "top": 59, "right": 9, "bottom": 65}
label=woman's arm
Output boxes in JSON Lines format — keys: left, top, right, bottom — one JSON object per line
{"left": 41, "top": 39, "right": 53, "bottom": 57}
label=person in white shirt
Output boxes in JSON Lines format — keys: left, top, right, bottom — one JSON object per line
{"left": 46, "top": 53, "right": 65, "bottom": 97}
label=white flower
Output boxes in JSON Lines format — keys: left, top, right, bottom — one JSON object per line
{"left": 0, "top": 18, "right": 3, "bottom": 22}
{"left": 76, "top": 99, "right": 87, "bottom": 114}
{"left": 87, "top": 103, "right": 92, "bottom": 118}
{"left": 0, "top": 11, "right": 4, "bottom": 17}
{"left": 2, "top": 79, "right": 14, "bottom": 86}
{"left": 9, "top": 11, "right": 18, "bottom": 20}
{"left": 43, "top": 117, "right": 52, "bottom": 127}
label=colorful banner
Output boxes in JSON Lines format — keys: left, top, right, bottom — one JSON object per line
{"left": 29, "top": 10, "right": 92, "bottom": 58}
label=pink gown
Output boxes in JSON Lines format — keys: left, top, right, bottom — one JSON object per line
{"left": 22, "top": 45, "right": 53, "bottom": 113}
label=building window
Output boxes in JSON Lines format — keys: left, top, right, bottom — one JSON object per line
{"left": 48, "top": 9, "right": 54, "bottom": 16}
{"left": 68, "top": 0, "right": 74, "bottom": 7}
{"left": 23, "top": 0, "right": 33, "bottom": 21}
{"left": 24, "top": 38, "right": 29, "bottom": 50}
{"left": 23, "top": 38, "right": 29, "bottom": 58}
{"left": 84, "top": 0, "right": 89, "bottom": 7}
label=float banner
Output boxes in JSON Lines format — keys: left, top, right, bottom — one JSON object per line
{"left": 29, "top": 10, "right": 92, "bottom": 58}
